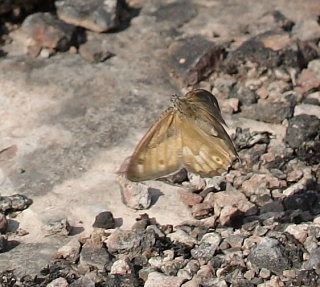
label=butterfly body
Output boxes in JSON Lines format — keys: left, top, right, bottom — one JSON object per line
{"left": 126, "top": 89, "right": 237, "bottom": 182}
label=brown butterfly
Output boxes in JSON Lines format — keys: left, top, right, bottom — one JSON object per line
{"left": 126, "top": 89, "right": 238, "bottom": 182}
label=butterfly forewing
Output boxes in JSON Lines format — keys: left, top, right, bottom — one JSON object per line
{"left": 126, "top": 108, "right": 183, "bottom": 181}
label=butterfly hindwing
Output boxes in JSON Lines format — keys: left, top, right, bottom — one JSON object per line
{"left": 179, "top": 114, "right": 235, "bottom": 177}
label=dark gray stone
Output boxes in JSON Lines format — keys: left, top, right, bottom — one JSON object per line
{"left": 248, "top": 237, "right": 291, "bottom": 274}
{"left": 92, "top": 211, "right": 115, "bottom": 229}
{"left": 303, "top": 247, "right": 320, "bottom": 269}
{"left": 285, "top": 115, "right": 320, "bottom": 149}
{"left": 106, "top": 229, "right": 156, "bottom": 256}
{"left": 166, "top": 35, "right": 224, "bottom": 86}
{"left": 241, "top": 100, "right": 294, "bottom": 124}
{"left": 56, "top": 0, "right": 119, "bottom": 32}
{"left": 0, "top": 194, "right": 32, "bottom": 213}
{"left": 79, "top": 241, "right": 112, "bottom": 271}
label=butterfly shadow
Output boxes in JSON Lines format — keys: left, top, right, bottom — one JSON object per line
{"left": 149, "top": 188, "right": 164, "bottom": 206}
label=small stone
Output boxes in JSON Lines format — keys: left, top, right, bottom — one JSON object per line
{"left": 219, "top": 206, "right": 239, "bottom": 226}
{"left": 191, "top": 202, "right": 213, "bottom": 219}
{"left": 167, "top": 229, "right": 197, "bottom": 248}
{"left": 287, "top": 114, "right": 320, "bottom": 164}
{"left": 79, "top": 240, "right": 112, "bottom": 272}
{"left": 79, "top": 40, "right": 112, "bottom": 63}
{"left": 144, "top": 271, "right": 186, "bottom": 287}
{"left": 0, "top": 194, "right": 32, "bottom": 213}
{"left": 118, "top": 175, "right": 152, "bottom": 210}
{"left": 293, "top": 18, "right": 320, "bottom": 41}
{"left": 313, "top": 216, "right": 320, "bottom": 224}
{"left": 294, "top": 104, "right": 320, "bottom": 118}
{"left": 248, "top": 237, "right": 291, "bottom": 274}
{"left": 241, "top": 100, "right": 294, "bottom": 124}
{"left": 303, "top": 247, "right": 320, "bottom": 269}
{"left": 260, "top": 32, "right": 292, "bottom": 51}
{"left": 177, "top": 189, "right": 203, "bottom": 207}
{"left": 161, "top": 257, "right": 187, "bottom": 276}
{"left": 187, "top": 173, "right": 206, "bottom": 191}
{"left": 0, "top": 213, "right": 8, "bottom": 234}
{"left": 282, "top": 269, "right": 297, "bottom": 279}
{"left": 256, "top": 86, "right": 269, "bottom": 99}
{"left": 39, "top": 48, "right": 54, "bottom": 58}
{"left": 295, "top": 69, "right": 320, "bottom": 94}
{"left": 106, "top": 229, "right": 156, "bottom": 255}
{"left": 196, "top": 265, "right": 214, "bottom": 279}
{"left": 11, "top": 12, "right": 76, "bottom": 56}
{"left": 220, "top": 98, "right": 240, "bottom": 114}
{"left": 286, "top": 170, "right": 303, "bottom": 182}
{"left": 259, "top": 268, "right": 271, "bottom": 279}
{"left": 283, "top": 167, "right": 314, "bottom": 196}
{"left": 110, "top": 258, "right": 132, "bottom": 275}
{"left": 230, "top": 84, "right": 258, "bottom": 105}
{"left": 92, "top": 211, "right": 115, "bottom": 229}
{"left": 47, "top": 277, "right": 69, "bottom": 287}
{"left": 244, "top": 270, "right": 255, "bottom": 280}
{"left": 69, "top": 275, "right": 95, "bottom": 287}
{"left": 56, "top": 0, "right": 120, "bottom": 33}
{"left": 54, "top": 238, "right": 81, "bottom": 261}
{"left": 167, "top": 35, "right": 224, "bottom": 86}
{"left": 225, "top": 234, "right": 244, "bottom": 248}
{"left": 285, "top": 224, "right": 308, "bottom": 243}
{"left": 42, "top": 218, "right": 71, "bottom": 236}
{"left": 206, "top": 189, "right": 255, "bottom": 221}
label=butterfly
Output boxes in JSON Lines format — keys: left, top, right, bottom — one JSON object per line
{"left": 126, "top": 89, "right": 238, "bottom": 182}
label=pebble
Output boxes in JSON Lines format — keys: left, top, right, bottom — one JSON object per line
{"left": 167, "top": 35, "right": 224, "bottom": 86}
{"left": 54, "top": 238, "right": 81, "bottom": 261}
{"left": 303, "top": 247, "right": 320, "bottom": 270}
{"left": 79, "top": 240, "right": 111, "bottom": 272}
{"left": 11, "top": 12, "right": 75, "bottom": 56}
{"left": 144, "top": 271, "right": 186, "bottom": 287}
{"left": 92, "top": 211, "right": 115, "bottom": 229}
{"left": 47, "top": 277, "right": 69, "bottom": 287}
{"left": 56, "top": 0, "right": 120, "bottom": 33}
{"left": 285, "top": 224, "right": 308, "bottom": 243}
{"left": 177, "top": 189, "right": 203, "bottom": 207}
{"left": 167, "top": 229, "right": 197, "bottom": 248}
{"left": 42, "top": 218, "right": 71, "bottom": 236}
{"left": 0, "top": 194, "right": 32, "bottom": 213}
{"left": 118, "top": 175, "right": 152, "bottom": 210}
{"left": 248, "top": 237, "right": 291, "bottom": 274}
{"left": 110, "top": 258, "right": 133, "bottom": 275}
